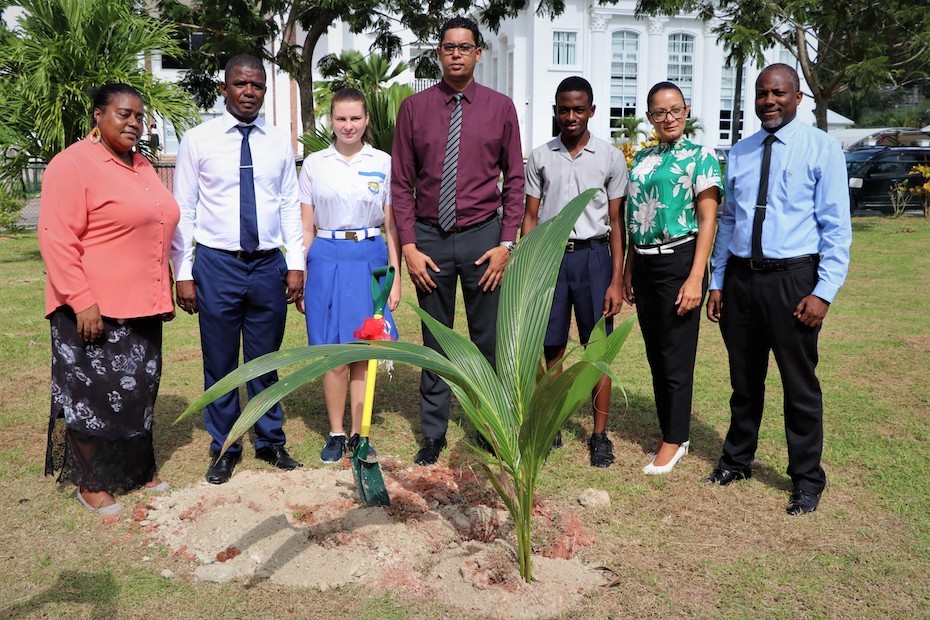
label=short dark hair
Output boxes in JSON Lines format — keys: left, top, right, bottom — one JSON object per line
{"left": 330, "top": 87, "right": 373, "bottom": 145}
{"left": 759, "top": 63, "right": 801, "bottom": 93}
{"left": 224, "top": 54, "right": 265, "bottom": 81}
{"left": 556, "top": 76, "right": 594, "bottom": 106}
{"left": 647, "top": 81, "right": 686, "bottom": 109}
{"left": 439, "top": 16, "right": 482, "bottom": 48}
{"left": 90, "top": 83, "right": 142, "bottom": 116}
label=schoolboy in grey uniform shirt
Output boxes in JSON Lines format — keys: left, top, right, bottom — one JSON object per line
{"left": 522, "top": 76, "right": 628, "bottom": 467}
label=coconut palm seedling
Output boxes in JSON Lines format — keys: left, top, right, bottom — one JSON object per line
{"left": 176, "top": 188, "right": 635, "bottom": 582}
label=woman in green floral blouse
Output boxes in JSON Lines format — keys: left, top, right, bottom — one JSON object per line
{"left": 622, "top": 82, "right": 723, "bottom": 475}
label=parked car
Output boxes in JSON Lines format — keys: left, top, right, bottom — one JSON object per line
{"left": 846, "top": 146, "right": 930, "bottom": 213}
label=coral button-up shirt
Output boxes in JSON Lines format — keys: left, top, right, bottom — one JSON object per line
{"left": 39, "top": 139, "right": 180, "bottom": 318}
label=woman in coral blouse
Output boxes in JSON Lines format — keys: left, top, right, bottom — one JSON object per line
{"left": 39, "top": 83, "right": 180, "bottom": 515}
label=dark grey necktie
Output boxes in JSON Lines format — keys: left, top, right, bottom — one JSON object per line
{"left": 438, "top": 93, "right": 463, "bottom": 231}
{"left": 751, "top": 133, "right": 777, "bottom": 262}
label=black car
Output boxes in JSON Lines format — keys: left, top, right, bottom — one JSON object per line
{"left": 846, "top": 146, "right": 930, "bottom": 213}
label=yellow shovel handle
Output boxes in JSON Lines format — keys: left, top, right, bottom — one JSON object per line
{"left": 359, "top": 313, "right": 382, "bottom": 438}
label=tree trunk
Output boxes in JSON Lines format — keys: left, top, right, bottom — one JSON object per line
{"left": 297, "top": 11, "right": 337, "bottom": 132}
{"left": 814, "top": 99, "right": 829, "bottom": 132}
{"left": 732, "top": 61, "right": 744, "bottom": 145}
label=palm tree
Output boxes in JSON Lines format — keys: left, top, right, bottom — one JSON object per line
{"left": 0, "top": 0, "right": 199, "bottom": 183}
{"left": 611, "top": 115, "right": 647, "bottom": 143}
{"left": 313, "top": 50, "right": 408, "bottom": 120}
{"left": 178, "top": 189, "right": 635, "bottom": 583}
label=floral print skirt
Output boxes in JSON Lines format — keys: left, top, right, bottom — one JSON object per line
{"left": 44, "top": 307, "right": 163, "bottom": 494}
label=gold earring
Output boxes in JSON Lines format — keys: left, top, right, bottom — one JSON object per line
{"left": 87, "top": 126, "right": 101, "bottom": 143}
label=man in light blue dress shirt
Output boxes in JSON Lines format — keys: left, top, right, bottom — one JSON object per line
{"left": 704, "top": 64, "right": 852, "bottom": 516}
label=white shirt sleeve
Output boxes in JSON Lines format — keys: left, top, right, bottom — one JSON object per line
{"left": 171, "top": 131, "right": 200, "bottom": 281}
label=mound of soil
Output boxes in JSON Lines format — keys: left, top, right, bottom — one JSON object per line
{"left": 138, "top": 457, "right": 605, "bottom": 619}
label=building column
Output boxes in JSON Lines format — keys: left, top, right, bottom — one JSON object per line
{"left": 700, "top": 18, "right": 724, "bottom": 146}
{"left": 590, "top": 10, "right": 611, "bottom": 140}
{"left": 645, "top": 16, "right": 668, "bottom": 114}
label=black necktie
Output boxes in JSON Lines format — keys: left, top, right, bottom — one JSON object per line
{"left": 237, "top": 125, "right": 258, "bottom": 253}
{"left": 438, "top": 93, "right": 463, "bottom": 231}
{"left": 751, "top": 134, "right": 777, "bottom": 262}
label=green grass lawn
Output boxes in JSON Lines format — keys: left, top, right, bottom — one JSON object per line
{"left": 0, "top": 217, "right": 927, "bottom": 618}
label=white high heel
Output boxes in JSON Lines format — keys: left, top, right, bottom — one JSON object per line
{"left": 642, "top": 440, "right": 690, "bottom": 475}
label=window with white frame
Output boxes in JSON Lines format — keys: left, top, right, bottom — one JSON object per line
{"left": 667, "top": 33, "right": 695, "bottom": 103}
{"left": 507, "top": 49, "right": 514, "bottom": 97}
{"left": 719, "top": 62, "right": 746, "bottom": 142}
{"left": 777, "top": 46, "right": 799, "bottom": 71}
{"left": 610, "top": 31, "right": 639, "bottom": 140}
{"left": 552, "top": 31, "right": 577, "bottom": 66}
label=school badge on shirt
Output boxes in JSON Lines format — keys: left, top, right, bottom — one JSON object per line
{"left": 359, "top": 170, "right": 385, "bottom": 197}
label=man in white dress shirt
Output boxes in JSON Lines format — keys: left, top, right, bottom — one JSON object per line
{"left": 171, "top": 54, "right": 304, "bottom": 484}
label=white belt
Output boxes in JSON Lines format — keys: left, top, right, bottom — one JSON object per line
{"left": 634, "top": 234, "right": 696, "bottom": 256}
{"left": 317, "top": 227, "right": 381, "bottom": 241}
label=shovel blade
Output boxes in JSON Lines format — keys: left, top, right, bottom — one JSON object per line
{"left": 351, "top": 438, "right": 390, "bottom": 506}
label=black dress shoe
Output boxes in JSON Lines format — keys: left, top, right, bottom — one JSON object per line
{"left": 206, "top": 451, "right": 241, "bottom": 485}
{"left": 255, "top": 445, "right": 303, "bottom": 470}
{"left": 475, "top": 433, "right": 495, "bottom": 454}
{"left": 414, "top": 437, "right": 446, "bottom": 465}
{"left": 786, "top": 489, "right": 820, "bottom": 516}
{"left": 705, "top": 467, "right": 751, "bottom": 486}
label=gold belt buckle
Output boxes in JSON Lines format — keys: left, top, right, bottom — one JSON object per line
{"left": 345, "top": 231, "right": 359, "bottom": 241}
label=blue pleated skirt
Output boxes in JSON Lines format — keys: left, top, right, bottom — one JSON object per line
{"left": 304, "top": 236, "right": 397, "bottom": 345}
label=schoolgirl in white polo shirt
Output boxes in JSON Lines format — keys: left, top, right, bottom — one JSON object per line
{"left": 297, "top": 88, "right": 401, "bottom": 463}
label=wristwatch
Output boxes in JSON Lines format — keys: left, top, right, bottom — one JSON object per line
{"left": 500, "top": 241, "right": 516, "bottom": 253}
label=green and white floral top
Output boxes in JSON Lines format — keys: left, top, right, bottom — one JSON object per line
{"left": 626, "top": 137, "right": 723, "bottom": 246}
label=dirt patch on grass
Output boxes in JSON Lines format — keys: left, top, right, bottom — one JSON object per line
{"left": 141, "top": 459, "right": 605, "bottom": 619}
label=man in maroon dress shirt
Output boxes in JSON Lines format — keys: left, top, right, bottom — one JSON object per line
{"left": 392, "top": 15, "right": 525, "bottom": 465}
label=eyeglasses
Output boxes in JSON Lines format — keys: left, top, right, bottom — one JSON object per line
{"left": 647, "top": 106, "right": 687, "bottom": 122}
{"left": 439, "top": 43, "right": 477, "bottom": 55}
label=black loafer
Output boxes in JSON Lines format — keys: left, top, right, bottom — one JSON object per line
{"left": 786, "top": 489, "right": 820, "bottom": 516}
{"left": 206, "top": 451, "right": 241, "bottom": 485}
{"left": 705, "top": 467, "right": 751, "bottom": 486}
{"left": 414, "top": 437, "right": 446, "bottom": 465}
{"left": 255, "top": 445, "right": 303, "bottom": 470}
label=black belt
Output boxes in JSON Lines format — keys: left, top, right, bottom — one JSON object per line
{"left": 211, "top": 247, "right": 279, "bottom": 262}
{"left": 416, "top": 212, "right": 497, "bottom": 233}
{"left": 730, "top": 254, "right": 819, "bottom": 272}
{"left": 565, "top": 236, "right": 609, "bottom": 252}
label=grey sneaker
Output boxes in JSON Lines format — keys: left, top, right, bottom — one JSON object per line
{"left": 320, "top": 434, "right": 347, "bottom": 463}
{"left": 588, "top": 432, "right": 615, "bottom": 468}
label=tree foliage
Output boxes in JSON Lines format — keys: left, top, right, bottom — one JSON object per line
{"left": 159, "top": 0, "right": 575, "bottom": 129}
{"left": 0, "top": 0, "right": 199, "bottom": 183}
{"left": 635, "top": 0, "right": 930, "bottom": 130}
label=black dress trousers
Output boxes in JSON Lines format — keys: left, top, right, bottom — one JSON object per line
{"left": 413, "top": 216, "right": 501, "bottom": 440}
{"left": 632, "top": 241, "right": 705, "bottom": 445}
{"left": 718, "top": 259, "right": 826, "bottom": 494}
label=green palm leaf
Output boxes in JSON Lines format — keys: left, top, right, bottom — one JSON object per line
{"left": 497, "top": 188, "right": 601, "bottom": 419}
{"left": 176, "top": 186, "right": 635, "bottom": 583}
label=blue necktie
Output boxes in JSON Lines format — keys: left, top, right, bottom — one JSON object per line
{"left": 237, "top": 125, "right": 258, "bottom": 253}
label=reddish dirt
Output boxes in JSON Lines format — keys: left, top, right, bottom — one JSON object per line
{"left": 142, "top": 464, "right": 605, "bottom": 618}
